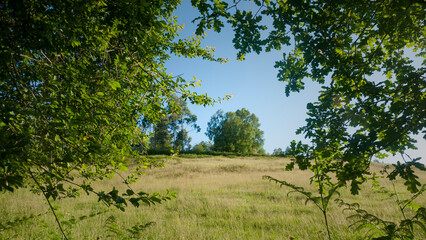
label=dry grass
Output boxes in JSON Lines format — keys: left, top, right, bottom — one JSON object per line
{"left": 0, "top": 156, "right": 425, "bottom": 239}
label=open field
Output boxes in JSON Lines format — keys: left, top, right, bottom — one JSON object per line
{"left": 1, "top": 156, "right": 425, "bottom": 239}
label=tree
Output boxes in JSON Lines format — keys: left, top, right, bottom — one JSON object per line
{"left": 148, "top": 96, "right": 200, "bottom": 153}
{"left": 168, "top": 96, "right": 200, "bottom": 152}
{"left": 272, "top": 148, "right": 283, "bottom": 156}
{"left": 191, "top": 141, "right": 212, "bottom": 153}
{"left": 174, "top": 129, "right": 193, "bottom": 152}
{"left": 192, "top": 1, "right": 425, "bottom": 238}
{"left": 206, "top": 108, "right": 264, "bottom": 154}
{"left": 0, "top": 1, "right": 230, "bottom": 238}
{"left": 149, "top": 116, "right": 173, "bottom": 153}
{"left": 192, "top": 0, "right": 425, "bottom": 187}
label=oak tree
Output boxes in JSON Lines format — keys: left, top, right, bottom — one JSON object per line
{"left": 206, "top": 108, "right": 264, "bottom": 154}
{"left": 192, "top": 1, "right": 425, "bottom": 238}
{"left": 192, "top": 0, "right": 425, "bottom": 194}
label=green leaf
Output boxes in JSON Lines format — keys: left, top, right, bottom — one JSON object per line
{"left": 108, "top": 81, "right": 121, "bottom": 90}
{"left": 126, "top": 189, "right": 134, "bottom": 196}
{"left": 350, "top": 180, "right": 361, "bottom": 195}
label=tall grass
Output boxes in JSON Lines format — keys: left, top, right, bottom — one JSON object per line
{"left": 1, "top": 157, "right": 424, "bottom": 239}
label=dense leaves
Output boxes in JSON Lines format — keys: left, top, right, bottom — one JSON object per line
{"left": 192, "top": 0, "right": 425, "bottom": 193}
{"left": 191, "top": 1, "right": 425, "bottom": 238}
{"left": 0, "top": 0, "right": 228, "bottom": 208}
{"left": 206, "top": 108, "right": 264, "bottom": 154}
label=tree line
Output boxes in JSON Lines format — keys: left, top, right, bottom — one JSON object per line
{"left": 145, "top": 102, "right": 265, "bottom": 155}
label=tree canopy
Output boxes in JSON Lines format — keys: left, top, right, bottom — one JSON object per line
{"left": 206, "top": 108, "right": 264, "bottom": 154}
{"left": 0, "top": 0, "right": 232, "bottom": 212}
{"left": 191, "top": 1, "right": 425, "bottom": 238}
{"left": 192, "top": 0, "right": 425, "bottom": 192}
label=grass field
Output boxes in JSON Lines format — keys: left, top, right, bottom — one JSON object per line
{"left": 1, "top": 156, "right": 425, "bottom": 239}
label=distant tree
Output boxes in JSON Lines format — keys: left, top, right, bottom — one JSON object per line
{"left": 272, "top": 148, "right": 284, "bottom": 156}
{"left": 191, "top": 141, "right": 212, "bottom": 153}
{"left": 206, "top": 108, "right": 264, "bottom": 154}
{"left": 169, "top": 97, "right": 200, "bottom": 152}
{"left": 149, "top": 117, "right": 173, "bottom": 154}
{"left": 174, "top": 129, "right": 191, "bottom": 152}
{"left": 284, "top": 146, "right": 291, "bottom": 156}
{"left": 149, "top": 96, "right": 200, "bottom": 153}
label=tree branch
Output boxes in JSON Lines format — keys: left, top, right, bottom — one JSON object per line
{"left": 29, "top": 169, "right": 68, "bottom": 240}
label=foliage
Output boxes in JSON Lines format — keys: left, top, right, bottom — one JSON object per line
{"left": 149, "top": 117, "right": 174, "bottom": 154}
{"left": 0, "top": 0, "right": 231, "bottom": 237}
{"left": 146, "top": 96, "right": 200, "bottom": 154}
{"left": 168, "top": 96, "right": 201, "bottom": 152}
{"left": 272, "top": 147, "right": 290, "bottom": 157}
{"left": 192, "top": 0, "right": 425, "bottom": 193}
{"left": 191, "top": 0, "right": 425, "bottom": 238}
{"left": 174, "top": 129, "right": 191, "bottom": 152}
{"left": 191, "top": 141, "right": 212, "bottom": 154}
{"left": 105, "top": 215, "right": 156, "bottom": 239}
{"left": 336, "top": 181, "right": 426, "bottom": 240}
{"left": 206, "top": 108, "right": 264, "bottom": 154}
{"left": 272, "top": 148, "right": 283, "bottom": 156}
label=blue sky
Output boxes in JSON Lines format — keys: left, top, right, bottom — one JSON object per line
{"left": 166, "top": 2, "right": 425, "bottom": 163}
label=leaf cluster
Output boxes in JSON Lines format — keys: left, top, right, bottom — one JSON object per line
{"left": 97, "top": 188, "right": 175, "bottom": 211}
{"left": 0, "top": 0, "right": 227, "bottom": 196}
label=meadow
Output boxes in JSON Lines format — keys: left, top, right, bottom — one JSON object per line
{"left": 1, "top": 156, "right": 425, "bottom": 240}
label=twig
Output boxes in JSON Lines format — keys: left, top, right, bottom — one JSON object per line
{"left": 40, "top": 50, "right": 53, "bottom": 66}
{"left": 114, "top": 170, "right": 136, "bottom": 193}
{"left": 29, "top": 169, "right": 68, "bottom": 240}
{"left": 254, "top": 0, "right": 265, "bottom": 18}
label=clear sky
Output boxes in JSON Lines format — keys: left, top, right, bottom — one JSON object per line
{"left": 165, "top": 1, "right": 425, "bottom": 163}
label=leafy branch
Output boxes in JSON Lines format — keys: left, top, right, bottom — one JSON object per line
{"left": 336, "top": 186, "right": 425, "bottom": 240}
{"left": 335, "top": 161, "right": 425, "bottom": 240}
{"left": 263, "top": 174, "right": 341, "bottom": 239}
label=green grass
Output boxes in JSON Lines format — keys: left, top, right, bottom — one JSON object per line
{"left": 0, "top": 157, "right": 425, "bottom": 239}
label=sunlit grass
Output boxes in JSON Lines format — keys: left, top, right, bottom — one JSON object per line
{"left": 0, "top": 157, "right": 425, "bottom": 239}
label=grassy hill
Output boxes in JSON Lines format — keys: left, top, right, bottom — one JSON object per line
{"left": 1, "top": 156, "right": 425, "bottom": 239}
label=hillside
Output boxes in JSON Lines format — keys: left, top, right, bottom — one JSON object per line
{"left": 1, "top": 156, "right": 425, "bottom": 239}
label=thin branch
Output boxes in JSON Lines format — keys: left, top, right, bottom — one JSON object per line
{"left": 254, "top": 1, "right": 265, "bottom": 18}
{"left": 19, "top": 54, "right": 52, "bottom": 67}
{"left": 29, "top": 169, "right": 68, "bottom": 240}
{"left": 40, "top": 50, "right": 53, "bottom": 66}
{"left": 114, "top": 170, "right": 136, "bottom": 193}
